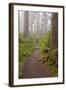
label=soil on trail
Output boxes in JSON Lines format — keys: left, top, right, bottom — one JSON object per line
{"left": 20, "top": 48, "right": 52, "bottom": 78}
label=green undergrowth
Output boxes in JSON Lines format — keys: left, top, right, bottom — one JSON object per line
{"left": 19, "top": 34, "right": 35, "bottom": 78}
{"left": 19, "top": 36, "right": 35, "bottom": 62}
{"left": 39, "top": 47, "right": 58, "bottom": 77}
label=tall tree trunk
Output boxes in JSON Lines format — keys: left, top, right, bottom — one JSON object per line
{"left": 44, "top": 13, "right": 48, "bottom": 33}
{"left": 23, "top": 11, "right": 29, "bottom": 37}
{"left": 51, "top": 13, "right": 58, "bottom": 49}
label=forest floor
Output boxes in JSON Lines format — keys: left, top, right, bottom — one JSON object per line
{"left": 19, "top": 47, "right": 52, "bottom": 78}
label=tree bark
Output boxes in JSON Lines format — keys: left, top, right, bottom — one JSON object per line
{"left": 51, "top": 13, "right": 58, "bottom": 49}
{"left": 23, "top": 11, "right": 29, "bottom": 37}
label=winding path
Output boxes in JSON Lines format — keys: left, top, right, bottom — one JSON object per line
{"left": 20, "top": 48, "right": 52, "bottom": 78}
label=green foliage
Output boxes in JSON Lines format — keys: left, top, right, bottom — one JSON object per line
{"left": 48, "top": 48, "right": 58, "bottom": 67}
{"left": 40, "top": 48, "right": 58, "bottom": 66}
{"left": 48, "top": 48, "right": 58, "bottom": 76}
{"left": 19, "top": 35, "right": 35, "bottom": 62}
{"left": 39, "top": 31, "right": 51, "bottom": 51}
{"left": 50, "top": 66, "right": 58, "bottom": 77}
{"left": 39, "top": 48, "right": 58, "bottom": 76}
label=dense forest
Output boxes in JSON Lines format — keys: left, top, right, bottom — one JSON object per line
{"left": 19, "top": 11, "right": 58, "bottom": 78}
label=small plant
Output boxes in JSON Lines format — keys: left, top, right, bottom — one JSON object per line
{"left": 48, "top": 48, "right": 58, "bottom": 67}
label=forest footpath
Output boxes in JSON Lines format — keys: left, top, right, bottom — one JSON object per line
{"left": 19, "top": 47, "right": 52, "bottom": 78}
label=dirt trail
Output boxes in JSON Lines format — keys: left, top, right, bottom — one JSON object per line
{"left": 20, "top": 48, "right": 51, "bottom": 78}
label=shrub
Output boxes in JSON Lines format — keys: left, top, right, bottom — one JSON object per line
{"left": 19, "top": 36, "right": 35, "bottom": 62}
{"left": 39, "top": 31, "right": 51, "bottom": 51}
{"left": 48, "top": 48, "right": 58, "bottom": 67}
